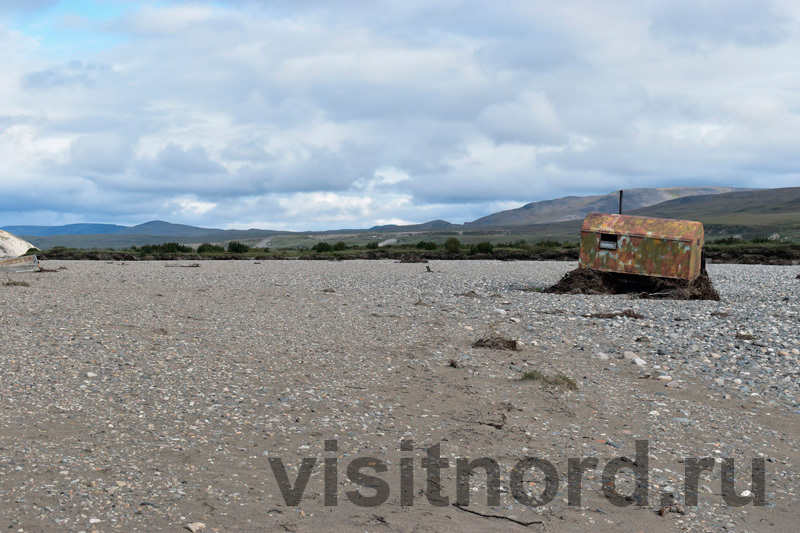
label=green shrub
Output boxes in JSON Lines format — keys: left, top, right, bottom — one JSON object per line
{"left": 312, "top": 242, "right": 333, "bottom": 252}
{"left": 365, "top": 241, "right": 379, "bottom": 249}
{"left": 416, "top": 240, "right": 438, "bottom": 250}
{"left": 197, "top": 243, "right": 225, "bottom": 254}
{"left": 475, "top": 241, "right": 494, "bottom": 254}
{"left": 227, "top": 241, "right": 250, "bottom": 253}
{"left": 444, "top": 237, "right": 461, "bottom": 253}
{"left": 137, "top": 242, "right": 192, "bottom": 254}
{"left": 332, "top": 241, "right": 347, "bottom": 251}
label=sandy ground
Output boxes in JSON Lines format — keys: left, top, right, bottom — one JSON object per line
{"left": 0, "top": 260, "right": 798, "bottom": 532}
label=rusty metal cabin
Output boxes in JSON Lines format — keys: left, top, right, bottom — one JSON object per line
{"left": 579, "top": 213, "right": 705, "bottom": 281}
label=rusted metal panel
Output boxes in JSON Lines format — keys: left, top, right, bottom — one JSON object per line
{"left": 0, "top": 255, "right": 40, "bottom": 273}
{"left": 579, "top": 213, "right": 704, "bottom": 280}
{"left": 581, "top": 213, "right": 703, "bottom": 242}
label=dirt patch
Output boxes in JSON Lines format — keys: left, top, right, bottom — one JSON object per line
{"left": 472, "top": 335, "right": 522, "bottom": 351}
{"left": 546, "top": 267, "right": 720, "bottom": 301}
{"left": 588, "top": 309, "right": 644, "bottom": 319}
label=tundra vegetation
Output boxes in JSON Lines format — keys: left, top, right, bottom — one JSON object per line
{"left": 27, "top": 237, "right": 800, "bottom": 264}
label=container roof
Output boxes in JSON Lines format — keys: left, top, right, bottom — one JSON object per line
{"left": 581, "top": 213, "right": 703, "bottom": 241}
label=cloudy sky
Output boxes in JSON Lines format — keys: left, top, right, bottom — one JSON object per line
{"left": 1, "top": 0, "right": 798, "bottom": 230}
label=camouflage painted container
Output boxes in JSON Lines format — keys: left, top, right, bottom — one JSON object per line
{"left": 579, "top": 213, "right": 704, "bottom": 280}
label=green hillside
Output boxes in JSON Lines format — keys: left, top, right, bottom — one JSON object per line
{"left": 629, "top": 187, "right": 800, "bottom": 240}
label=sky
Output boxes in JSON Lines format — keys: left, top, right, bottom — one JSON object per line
{"left": 1, "top": 0, "right": 799, "bottom": 230}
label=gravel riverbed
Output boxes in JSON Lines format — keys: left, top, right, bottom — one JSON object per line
{"left": 0, "top": 260, "right": 798, "bottom": 532}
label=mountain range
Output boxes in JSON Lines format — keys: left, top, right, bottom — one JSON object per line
{"left": 465, "top": 187, "right": 742, "bottom": 227}
{"left": 5, "top": 186, "right": 799, "bottom": 249}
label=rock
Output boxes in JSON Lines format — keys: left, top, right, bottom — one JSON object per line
{"left": 0, "top": 229, "right": 36, "bottom": 258}
{"left": 623, "top": 351, "right": 639, "bottom": 360}
{"left": 594, "top": 352, "right": 610, "bottom": 360}
{"left": 492, "top": 308, "right": 508, "bottom": 316}
{"left": 632, "top": 357, "right": 647, "bottom": 367}
{"left": 86, "top": 372, "right": 97, "bottom": 378}
{"left": 186, "top": 523, "right": 206, "bottom": 533}
{"left": 657, "top": 375, "right": 673, "bottom": 382}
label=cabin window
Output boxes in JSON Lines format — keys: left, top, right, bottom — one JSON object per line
{"left": 599, "top": 233, "right": 618, "bottom": 250}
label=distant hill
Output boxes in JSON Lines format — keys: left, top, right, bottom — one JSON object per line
{"left": 368, "top": 220, "right": 456, "bottom": 232}
{"left": 116, "top": 220, "right": 224, "bottom": 237}
{"left": 629, "top": 186, "right": 800, "bottom": 239}
{"left": 495, "top": 187, "right": 800, "bottom": 242}
{"left": 1, "top": 223, "right": 127, "bottom": 237}
{"left": 466, "top": 187, "right": 745, "bottom": 227}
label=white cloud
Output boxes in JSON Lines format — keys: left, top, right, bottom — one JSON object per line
{"left": 1, "top": 0, "right": 800, "bottom": 228}
{"left": 171, "top": 197, "right": 217, "bottom": 215}
{"left": 477, "top": 91, "right": 564, "bottom": 145}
